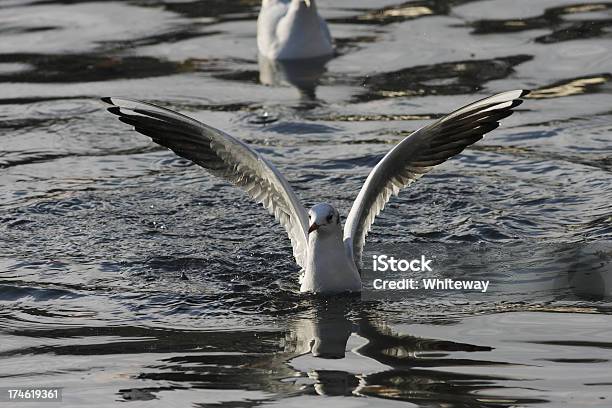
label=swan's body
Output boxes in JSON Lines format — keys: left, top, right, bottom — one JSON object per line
{"left": 103, "top": 90, "right": 528, "bottom": 294}
{"left": 257, "top": 0, "right": 334, "bottom": 60}
{"left": 258, "top": 54, "right": 331, "bottom": 100}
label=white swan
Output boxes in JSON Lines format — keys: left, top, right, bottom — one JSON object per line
{"left": 103, "top": 90, "right": 528, "bottom": 294}
{"left": 257, "top": 0, "right": 334, "bottom": 60}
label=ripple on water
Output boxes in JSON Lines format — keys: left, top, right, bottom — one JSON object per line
{"left": 0, "top": 284, "right": 82, "bottom": 302}
{"left": 0, "top": 0, "right": 611, "bottom": 406}
{"left": 356, "top": 54, "right": 533, "bottom": 102}
{"left": 26, "top": 196, "right": 98, "bottom": 216}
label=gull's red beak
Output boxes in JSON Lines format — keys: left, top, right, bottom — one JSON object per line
{"left": 308, "top": 223, "right": 319, "bottom": 234}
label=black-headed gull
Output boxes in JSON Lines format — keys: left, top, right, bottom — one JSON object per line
{"left": 102, "top": 90, "right": 528, "bottom": 294}
{"left": 257, "top": 0, "right": 334, "bottom": 60}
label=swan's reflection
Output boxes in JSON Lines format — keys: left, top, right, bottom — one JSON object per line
{"left": 258, "top": 54, "right": 332, "bottom": 101}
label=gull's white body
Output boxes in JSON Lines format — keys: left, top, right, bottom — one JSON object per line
{"left": 103, "top": 90, "right": 528, "bottom": 295}
{"left": 301, "top": 204, "right": 361, "bottom": 293}
{"left": 257, "top": 0, "right": 334, "bottom": 60}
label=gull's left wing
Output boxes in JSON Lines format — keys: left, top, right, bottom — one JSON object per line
{"left": 102, "top": 98, "right": 310, "bottom": 268}
{"left": 344, "top": 90, "right": 529, "bottom": 264}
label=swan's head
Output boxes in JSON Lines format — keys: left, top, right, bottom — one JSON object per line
{"left": 262, "top": 0, "right": 313, "bottom": 8}
{"left": 308, "top": 203, "right": 340, "bottom": 234}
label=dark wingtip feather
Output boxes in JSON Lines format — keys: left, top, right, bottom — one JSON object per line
{"left": 107, "top": 106, "right": 122, "bottom": 116}
{"left": 482, "top": 121, "right": 500, "bottom": 133}
{"left": 520, "top": 89, "right": 531, "bottom": 97}
{"left": 509, "top": 99, "right": 523, "bottom": 109}
{"left": 101, "top": 97, "right": 114, "bottom": 105}
{"left": 117, "top": 116, "right": 137, "bottom": 127}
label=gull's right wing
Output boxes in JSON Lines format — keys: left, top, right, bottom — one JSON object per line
{"left": 103, "top": 98, "right": 310, "bottom": 268}
{"left": 344, "top": 90, "right": 529, "bottom": 264}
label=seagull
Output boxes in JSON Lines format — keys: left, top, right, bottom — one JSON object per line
{"left": 102, "top": 90, "right": 528, "bottom": 294}
{"left": 257, "top": 0, "right": 334, "bottom": 60}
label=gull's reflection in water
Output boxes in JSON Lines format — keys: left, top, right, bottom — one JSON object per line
{"left": 283, "top": 298, "right": 549, "bottom": 405}
{"left": 284, "top": 298, "right": 353, "bottom": 358}
{"left": 117, "top": 298, "right": 553, "bottom": 405}
{"left": 280, "top": 298, "right": 397, "bottom": 397}
{"left": 258, "top": 54, "right": 332, "bottom": 101}
{"left": 283, "top": 297, "right": 373, "bottom": 396}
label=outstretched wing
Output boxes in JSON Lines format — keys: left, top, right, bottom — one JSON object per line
{"left": 344, "top": 90, "right": 529, "bottom": 264}
{"left": 103, "top": 97, "right": 309, "bottom": 268}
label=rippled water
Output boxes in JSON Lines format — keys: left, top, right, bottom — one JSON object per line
{"left": 1, "top": 0, "right": 611, "bottom": 407}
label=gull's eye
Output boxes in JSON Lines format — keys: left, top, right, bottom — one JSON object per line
{"left": 326, "top": 214, "right": 333, "bottom": 223}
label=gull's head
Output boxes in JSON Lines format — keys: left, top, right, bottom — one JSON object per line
{"left": 308, "top": 203, "right": 340, "bottom": 235}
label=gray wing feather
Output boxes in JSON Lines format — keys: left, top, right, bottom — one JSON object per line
{"left": 343, "top": 90, "right": 529, "bottom": 264}
{"left": 103, "top": 97, "right": 309, "bottom": 268}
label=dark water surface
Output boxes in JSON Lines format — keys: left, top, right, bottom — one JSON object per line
{"left": 1, "top": 0, "right": 612, "bottom": 407}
